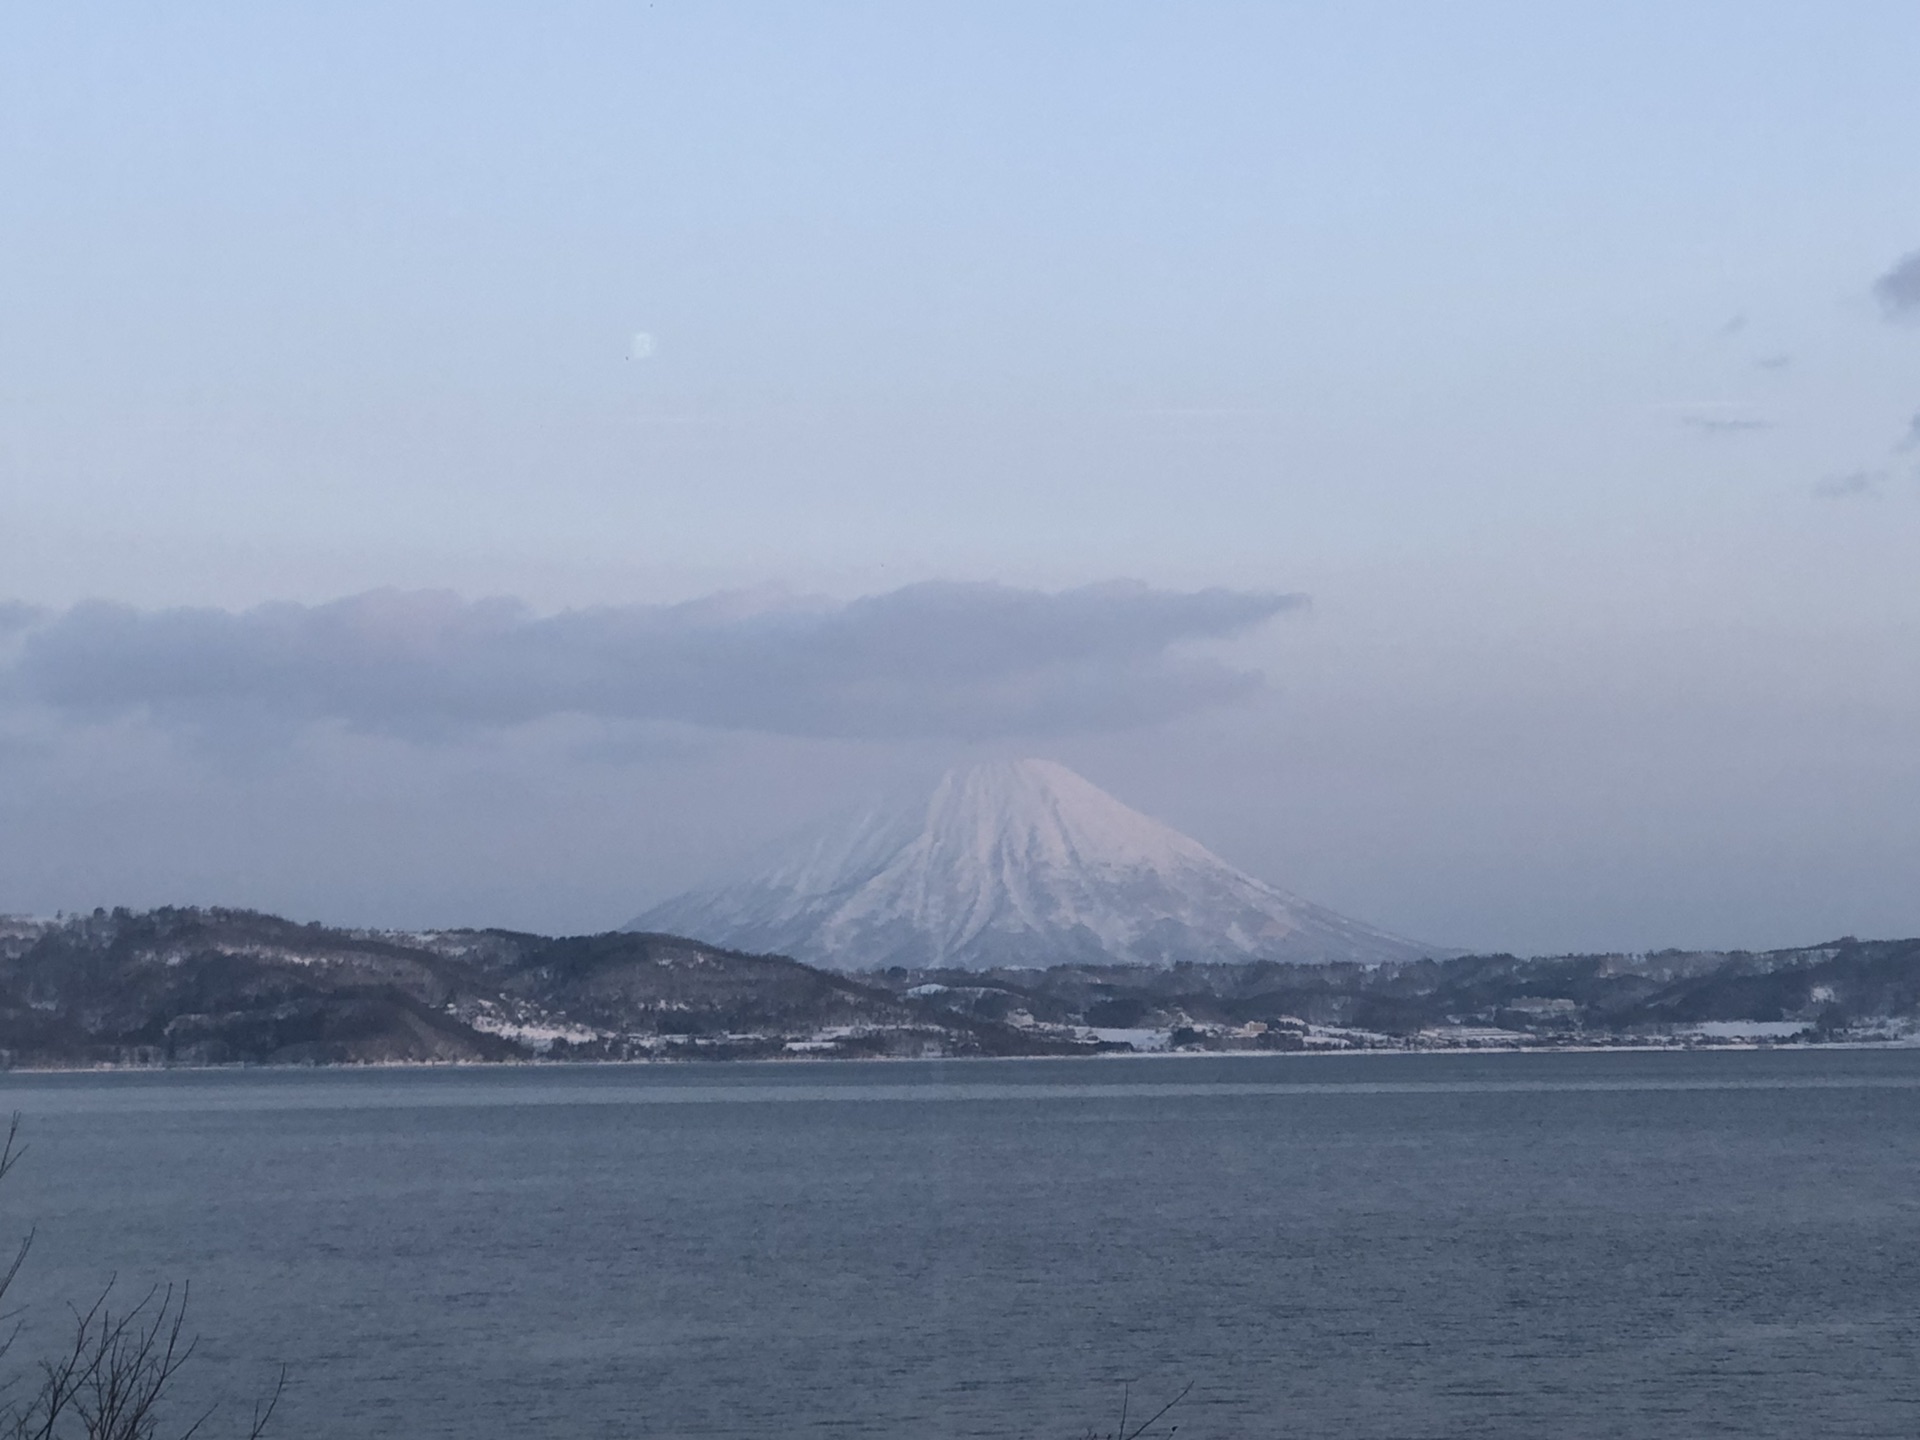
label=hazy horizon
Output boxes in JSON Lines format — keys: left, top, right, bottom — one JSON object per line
{"left": 5, "top": 3, "right": 1920, "bottom": 955}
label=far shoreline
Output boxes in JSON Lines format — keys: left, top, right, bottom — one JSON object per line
{"left": 3, "top": 1036, "right": 1915, "bottom": 1079}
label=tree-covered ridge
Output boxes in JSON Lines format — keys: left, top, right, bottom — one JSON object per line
{"left": 1, "top": 907, "right": 1916, "bottom": 1066}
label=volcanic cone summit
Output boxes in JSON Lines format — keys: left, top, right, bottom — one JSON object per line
{"left": 630, "top": 759, "right": 1437, "bottom": 969}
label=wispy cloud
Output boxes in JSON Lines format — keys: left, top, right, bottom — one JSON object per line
{"left": 1136, "top": 406, "right": 1269, "bottom": 420}
{"left": 1680, "top": 415, "right": 1771, "bottom": 435}
{"left": 1812, "top": 470, "right": 1883, "bottom": 501}
{"left": 1873, "top": 249, "right": 1920, "bottom": 322}
{"left": 2, "top": 582, "right": 1305, "bottom": 743}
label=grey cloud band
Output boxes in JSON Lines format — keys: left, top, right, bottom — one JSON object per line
{"left": 4, "top": 581, "right": 1304, "bottom": 741}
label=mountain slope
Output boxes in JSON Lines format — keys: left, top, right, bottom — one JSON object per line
{"left": 630, "top": 758, "right": 1438, "bottom": 969}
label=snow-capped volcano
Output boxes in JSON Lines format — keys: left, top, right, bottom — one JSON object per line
{"left": 629, "top": 759, "right": 1436, "bottom": 970}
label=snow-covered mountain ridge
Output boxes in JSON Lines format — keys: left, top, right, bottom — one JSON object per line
{"left": 629, "top": 758, "right": 1439, "bottom": 969}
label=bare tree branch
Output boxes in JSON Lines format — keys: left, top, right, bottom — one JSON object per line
{"left": 1082, "top": 1381, "right": 1192, "bottom": 1440}
{"left": 0, "top": 1121, "right": 282, "bottom": 1440}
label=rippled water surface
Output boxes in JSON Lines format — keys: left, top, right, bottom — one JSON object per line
{"left": 4, "top": 1050, "right": 1919, "bottom": 1439}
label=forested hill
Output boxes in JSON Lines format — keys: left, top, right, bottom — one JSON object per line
{"left": 0, "top": 906, "right": 1090, "bottom": 1066}
{"left": 884, "top": 940, "right": 1920, "bottom": 1048}
{"left": 0, "top": 907, "right": 1916, "bottom": 1066}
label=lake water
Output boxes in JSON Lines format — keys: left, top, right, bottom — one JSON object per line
{"left": 3, "top": 1050, "right": 1919, "bottom": 1439}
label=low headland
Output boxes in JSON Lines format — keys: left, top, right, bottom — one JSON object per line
{"left": 2, "top": 907, "right": 1916, "bottom": 1068}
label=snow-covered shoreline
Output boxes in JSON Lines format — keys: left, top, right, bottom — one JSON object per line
{"left": 4, "top": 1033, "right": 1913, "bottom": 1076}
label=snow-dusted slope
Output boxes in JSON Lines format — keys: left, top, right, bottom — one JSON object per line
{"left": 630, "top": 759, "right": 1437, "bottom": 970}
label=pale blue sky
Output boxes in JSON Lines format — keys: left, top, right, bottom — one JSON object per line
{"left": 3, "top": 3, "right": 1919, "bottom": 950}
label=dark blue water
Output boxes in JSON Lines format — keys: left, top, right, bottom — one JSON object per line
{"left": 4, "top": 1050, "right": 1920, "bottom": 1439}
